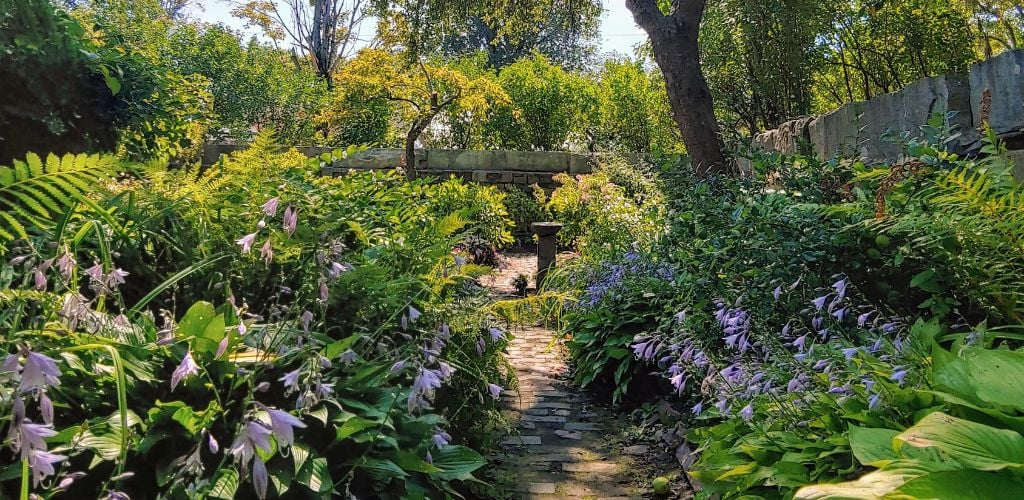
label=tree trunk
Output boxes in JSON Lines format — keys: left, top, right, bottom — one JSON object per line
{"left": 626, "top": 0, "right": 731, "bottom": 177}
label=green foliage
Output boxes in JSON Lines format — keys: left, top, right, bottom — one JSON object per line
{"left": 0, "top": 152, "right": 119, "bottom": 252}
{"left": 592, "top": 58, "right": 682, "bottom": 155}
{"left": 545, "top": 156, "right": 666, "bottom": 259}
{"left": 485, "top": 54, "right": 598, "bottom": 151}
{"left": 0, "top": 137, "right": 512, "bottom": 498}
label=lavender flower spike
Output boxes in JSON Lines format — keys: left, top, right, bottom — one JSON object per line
{"left": 28, "top": 449, "right": 67, "bottom": 486}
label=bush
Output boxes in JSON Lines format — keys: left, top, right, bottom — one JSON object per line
{"left": 545, "top": 156, "right": 666, "bottom": 259}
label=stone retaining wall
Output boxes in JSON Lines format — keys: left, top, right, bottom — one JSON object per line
{"left": 202, "top": 145, "right": 609, "bottom": 191}
{"left": 745, "top": 49, "right": 1024, "bottom": 174}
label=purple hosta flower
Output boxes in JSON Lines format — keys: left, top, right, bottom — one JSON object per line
{"left": 261, "top": 197, "right": 279, "bottom": 217}
{"left": 28, "top": 449, "right": 67, "bottom": 486}
{"left": 720, "top": 363, "right": 744, "bottom": 385}
{"left": 39, "top": 391, "right": 54, "bottom": 425}
{"left": 236, "top": 233, "right": 257, "bottom": 253}
{"left": 432, "top": 429, "right": 451, "bottom": 449}
{"left": 812, "top": 295, "right": 830, "bottom": 311}
{"left": 255, "top": 381, "right": 271, "bottom": 392}
{"left": 252, "top": 456, "right": 268, "bottom": 499}
{"left": 300, "top": 310, "right": 313, "bottom": 333}
{"left": 794, "top": 353, "right": 807, "bottom": 362}
{"left": 19, "top": 351, "right": 61, "bottom": 392}
{"left": 408, "top": 306, "right": 421, "bottom": 323}
{"left": 833, "top": 279, "right": 848, "bottom": 299}
{"left": 842, "top": 347, "right": 860, "bottom": 360}
{"left": 280, "top": 369, "right": 300, "bottom": 393}
{"left": 487, "top": 383, "right": 502, "bottom": 399}
{"left": 56, "top": 253, "right": 75, "bottom": 280}
{"left": 105, "top": 268, "right": 129, "bottom": 289}
{"left": 15, "top": 421, "right": 57, "bottom": 456}
{"left": 216, "top": 337, "right": 230, "bottom": 359}
{"left": 674, "top": 310, "right": 687, "bottom": 323}
{"left": 475, "top": 337, "right": 485, "bottom": 356}
{"left": 691, "top": 401, "right": 704, "bottom": 416}
{"left": 171, "top": 351, "right": 199, "bottom": 391}
{"left": 390, "top": 360, "right": 406, "bottom": 373}
{"left": 832, "top": 307, "right": 847, "bottom": 322}
{"left": 1, "top": 353, "right": 20, "bottom": 374}
{"left": 264, "top": 407, "right": 307, "bottom": 448}
{"left": 786, "top": 376, "right": 805, "bottom": 393}
{"left": 319, "top": 282, "right": 329, "bottom": 302}
{"left": 260, "top": 239, "right": 273, "bottom": 265}
{"left": 773, "top": 286, "right": 782, "bottom": 301}
{"left": 857, "top": 311, "right": 875, "bottom": 328}
{"left": 437, "top": 361, "right": 455, "bottom": 379}
{"left": 669, "top": 371, "right": 687, "bottom": 393}
{"left": 791, "top": 334, "right": 809, "bottom": 351}
{"left": 740, "top": 404, "right": 754, "bottom": 422}
{"left": 819, "top": 328, "right": 830, "bottom": 340}
{"left": 868, "top": 394, "right": 881, "bottom": 410}
{"left": 811, "top": 316, "right": 824, "bottom": 331}
{"left": 882, "top": 321, "right": 899, "bottom": 333}
{"left": 631, "top": 339, "right": 659, "bottom": 361}
{"left": 207, "top": 432, "right": 220, "bottom": 454}
{"left": 488, "top": 327, "right": 504, "bottom": 342}
{"left": 453, "top": 254, "right": 466, "bottom": 266}
{"left": 714, "top": 399, "right": 729, "bottom": 414}
{"left": 33, "top": 268, "right": 47, "bottom": 291}
{"left": 282, "top": 206, "right": 298, "bottom": 237}
{"left": 228, "top": 420, "right": 273, "bottom": 460}
{"left": 339, "top": 350, "right": 357, "bottom": 364}
{"left": 55, "top": 472, "right": 86, "bottom": 492}
{"left": 863, "top": 379, "right": 876, "bottom": 392}
{"left": 812, "top": 359, "right": 830, "bottom": 371}
{"left": 893, "top": 336, "right": 905, "bottom": 352}
{"left": 890, "top": 368, "right": 908, "bottom": 386}
{"left": 408, "top": 366, "right": 444, "bottom": 412}
{"left": 315, "top": 381, "right": 334, "bottom": 399}
{"left": 85, "top": 262, "right": 104, "bottom": 282}
{"left": 781, "top": 323, "right": 792, "bottom": 337}
{"left": 327, "top": 261, "right": 347, "bottom": 279}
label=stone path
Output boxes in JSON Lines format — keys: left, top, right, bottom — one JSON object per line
{"left": 489, "top": 326, "right": 643, "bottom": 499}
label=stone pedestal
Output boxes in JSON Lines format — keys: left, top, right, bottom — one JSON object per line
{"left": 532, "top": 223, "right": 563, "bottom": 288}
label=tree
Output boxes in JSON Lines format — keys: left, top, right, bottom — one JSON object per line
{"left": 333, "top": 49, "right": 508, "bottom": 177}
{"left": 232, "top": 0, "right": 367, "bottom": 87}
{"left": 626, "top": 0, "right": 730, "bottom": 176}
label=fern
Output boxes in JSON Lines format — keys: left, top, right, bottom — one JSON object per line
{"left": 0, "top": 152, "right": 118, "bottom": 251}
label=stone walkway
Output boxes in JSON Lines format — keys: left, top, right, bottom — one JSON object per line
{"left": 490, "top": 326, "right": 643, "bottom": 499}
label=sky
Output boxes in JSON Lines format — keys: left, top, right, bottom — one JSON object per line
{"left": 187, "top": 1, "right": 648, "bottom": 56}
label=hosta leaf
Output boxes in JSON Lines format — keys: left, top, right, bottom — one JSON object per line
{"left": 430, "top": 445, "right": 486, "bottom": 481}
{"left": 962, "top": 348, "right": 1024, "bottom": 412}
{"left": 895, "top": 412, "right": 1024, "bottom": 471}
{"left": 795, "top": 461, "right": 955, "bottom": 499}
{"left": 208, "top": 468, "right": 239, "bottom": 499}
{"left": 357, "top": 457, "right": 408, "bottom": 480}
{"left": 893, "top": 470, "right": 1024, "bottom": 498}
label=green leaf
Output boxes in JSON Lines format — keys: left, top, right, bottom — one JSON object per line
{"left": 324, "top": 335, "right": 358, "bottom": 360}
{"left": 358, "top": 457, "right": 408, "bottom": 480}
{"left": 335, "top": 416, "right": 376, "bottom": 441}
{"left": 396, "top": 450, "right": 443, "bottom": 473}
{"left": 208, "top": 468, "right": 239, "bottom": 499}
{"left": 895, "top": 412, "right": 1024, "bottom": 471}
{"left": 962, "top": 348, "right": 1024, "bottom": 412}
{"left": 795, "top": 461, "right": 954, "bottom": 499}
{"left": 297, "top": 457, "right": 332, "bottom": 493}
{"left": 910, "top": 269, "right": 942, "bottom": 293}
{"left": 178, "top": 302, "right": 217, "bottom": 339}
{"left": 430, "top": 445, "right": 486, "bottom": 481}
{"left": 893, "top": 470, "right": 1024, "bottom": 498}
{"left": 848, "top": 426, "right": 900, "bottom": 466}
{"left": 99, "top": 65, "right": 122, "bottom": 95}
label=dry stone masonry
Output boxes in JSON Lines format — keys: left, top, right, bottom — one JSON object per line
{"left": 743, "top": 49, "right": 1024, "bottom": 176}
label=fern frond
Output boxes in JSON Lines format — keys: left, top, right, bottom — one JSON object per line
{"left": 0, "top": 152, "right": 119, "bottom": 252}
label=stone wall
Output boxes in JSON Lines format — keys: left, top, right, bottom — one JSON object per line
{"left": 745, "top": 49, "right": 1024, "bottom": 175}
{"left": 202, "top": 145, "right": 608, "bottom": 191}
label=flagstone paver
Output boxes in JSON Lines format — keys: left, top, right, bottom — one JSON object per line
{"left": 489, "top": 325, "right": 644, "bottom": 498}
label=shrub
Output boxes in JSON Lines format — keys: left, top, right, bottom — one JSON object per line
{"left": 546, "top": 156, "right": 666, "bottom": 259}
